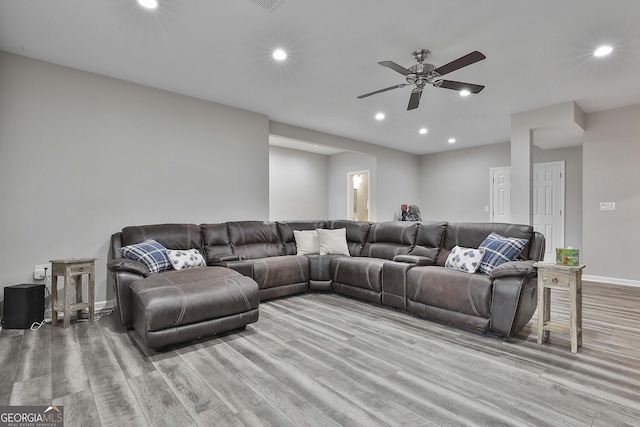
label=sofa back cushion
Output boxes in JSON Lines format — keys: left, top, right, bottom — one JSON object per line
{"left": 227, "top": 221, "right": 284, "bottom": 259}
{"left": 325, "top": 220, "right": 371, "bottom": 257}
{"left": 437, "top": 222, "right": 534, "bottom": 266}
{"left": 410, "top": 221, "right": 448, "bottom": 262}
{"left": 276, "top": 220, "right": 327, "bottom": 255}
{"left": 360, "top": 221, "right": 419, "bottom": 260}
{"left": 200, "top": 223, "right": 234, "bottom": 263}
{"left": 121, "top": 224, "right": 203, "bottom": 253}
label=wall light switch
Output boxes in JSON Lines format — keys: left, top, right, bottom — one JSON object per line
{"left": 600, "top": 202, "right": 616, "bottom": 211}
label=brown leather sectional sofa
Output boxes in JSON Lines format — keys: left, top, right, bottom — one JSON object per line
{"left": 108, "top": 220, "right": 545, "bottom": 348}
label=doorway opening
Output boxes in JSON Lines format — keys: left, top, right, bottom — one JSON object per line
{"left": 348, "top": 170, "right": 370, "bottom": 221}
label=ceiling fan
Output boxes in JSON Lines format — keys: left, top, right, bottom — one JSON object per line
{"left": 357, "top": 49, "right": 486, "bottom": 110}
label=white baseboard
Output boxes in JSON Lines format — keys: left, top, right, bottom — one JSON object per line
{"left": 583, "top": 274, "right": 640, "bottom": 288}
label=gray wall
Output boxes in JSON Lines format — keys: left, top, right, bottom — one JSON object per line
{"left": 419, "top": 142, "right": 584, "bottom": 254}
{"left": 269, "top": 146, "right": 328, "bottom": 220}
{"left": 419, "top": 142, "right": 511, "bottom": 222}
{"left": 0, "top": 52, "right": 269, "bottom": 307}
{"left": 269, "top": 121, "right": 421, "bottom": 222}
{"left": 583, "top": 104, "right": 640, "bottom": 282}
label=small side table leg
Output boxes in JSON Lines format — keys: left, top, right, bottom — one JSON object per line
{"left": 51, "top": 275, "right": 58, "bottom": 327}
{"left": 537, "top": 285, "right": 546, "bottom": 344}
{"left": 570, "top": 280, "right": 578, "bottom": 353}
{"left": 63, "top": 268, "right": 71, "bottom": 329}
{"left": 88, "top": 270, "right": 95, "bottom": 322}
{"left": 75, "top": 274, "right": 83, "bottom": 321}
{"left": 543, "top": 287, "right": 551, "bottom": 339}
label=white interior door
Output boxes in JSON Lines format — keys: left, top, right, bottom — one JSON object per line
{"left": 532, "top": 161, "right": 565, "bottom": 262}
{"left": 490, "top": 167, "right": 512, "bottom": 223}
{"left": 490, "top": 162, "right": 564, "bottom": 262}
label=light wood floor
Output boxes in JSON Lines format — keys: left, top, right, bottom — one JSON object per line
{"left": 1, "top": 281, "right": 640, "bottom": 426}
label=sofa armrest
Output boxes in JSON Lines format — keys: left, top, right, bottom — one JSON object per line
{"left": 209, "top": 254, "right": 247, "bottom": 264}
{"left": 107, "top": 258, "right": 149, "bottom": 277}
{"left": 489, "top": 260, "right": 537, "bottom": 280}
{"left": 393, "top": 255, "right": 434, "bottom": 266}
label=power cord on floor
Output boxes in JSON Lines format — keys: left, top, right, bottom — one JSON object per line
{"left": 27, "top": 269, "right": 114, "bottom": 330}
{"left": 29, "top": 308, "right": 114, "bottom": 330}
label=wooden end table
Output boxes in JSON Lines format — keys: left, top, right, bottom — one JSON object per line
{"left": 534, "top": 262, "right": 585, "bottom": 353}
{"left": 50, "top": 258, "right": 96, "bottom": 329}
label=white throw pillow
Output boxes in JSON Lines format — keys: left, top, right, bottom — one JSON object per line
{"left": 316, "top": 228, "right": 350, "bottom": 256}
{"left": 166, "top": 249, "right": 206, "bottom": 271}
{"left": 445, "top": 245, "right": 485, "bottom": 273}
{"left": 293, "top": 230, "right": 320, "bottom": 255}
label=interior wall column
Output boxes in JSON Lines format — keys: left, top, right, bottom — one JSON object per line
{"left": 510, "top": 126, "right": 534, "bottom": 224}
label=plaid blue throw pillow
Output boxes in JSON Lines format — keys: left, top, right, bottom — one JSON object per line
{"left": 119, "top": 239, "right": 171, "bottom": 275}
{"left": 478, "top": 232, "right": 528, "bottom": 275}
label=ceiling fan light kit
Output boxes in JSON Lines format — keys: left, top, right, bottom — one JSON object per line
{"left": 358, "top": 49, "right": 486, "bottom": 110}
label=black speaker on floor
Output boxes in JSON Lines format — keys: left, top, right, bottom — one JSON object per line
{"left": 1, "top": 283, "right": 45, "bottom": 329}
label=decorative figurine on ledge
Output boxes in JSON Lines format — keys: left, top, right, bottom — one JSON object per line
{"left": 400, "top": 204, "right": 422, "bottom": 221}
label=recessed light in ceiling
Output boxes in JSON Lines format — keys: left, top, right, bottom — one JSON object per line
{"left": 459, "top": 89, "right": 471, "bottom": 97}
{"left": 138, "top": 0, "right": 158, "bottom": 9}
{"left": 375, "top": 112, "right": 385, "bottom": 120}
{"left": 419, "top": 128, "right": 428, "bottom": 135}
{"left": 594, "top": 45, "right": 613, "bottom": 57}
{"left": 448, "top": 138, "right": 456, "bottom": 144}
{"left": 273, "top": 49, "right": 287, "bottom": 61}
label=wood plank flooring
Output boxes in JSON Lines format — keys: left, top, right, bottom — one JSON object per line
{"left": 1, "top": 280, "right": 640, "bottom": 426}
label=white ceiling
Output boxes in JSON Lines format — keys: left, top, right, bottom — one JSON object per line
{"left": 1, "top": 0, "right": 639, "bottom": 155}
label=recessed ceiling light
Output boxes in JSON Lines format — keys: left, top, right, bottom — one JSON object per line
{"left": 375, "top": 112, "right": 385, "bottom": 120}
{"left": 273, "top": 49, "right": 287, "bottom": 61}
{"left": 460, "top": 89, "right": 471, "bottom": 97}
{"left": 448, "top": 138, "right": 456, "bottom": 144}
{"left": 138, "top": 0, "right": 158, "bottom": 9}
{"left": 419, "top": 128, "right": 428, "bottom": 135}
{"left": 594, "top": 45, "right": 613, "bottom": 57}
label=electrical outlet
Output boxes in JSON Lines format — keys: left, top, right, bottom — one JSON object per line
{"left": 34, "top": 263, "right": 50, "bottom": 280}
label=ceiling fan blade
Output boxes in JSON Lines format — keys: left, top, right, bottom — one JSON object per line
{"left": 434, "top": 51, "right": 486, "bottom": 76}
{"left": 407, "top": 89, "right": 422, "bottom": 110}
{"left": 378, "top": 61, "right": 412, "bottom": 76}
{"left": 437, "top": 80, "right": 485, "bottom": 94}
{"left": 357, "top": 83, "right": 409, "bottom": 99}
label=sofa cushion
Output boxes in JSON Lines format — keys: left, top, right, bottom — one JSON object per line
{"left": 325, "top": 220, "right": 371, "bottom": 256}
{"left": 276, "top": 220, "right": 327, "bottom": 255}
{"left": 120, "top": 239, "right": 172, "bottom": 275}
{"left": 439, "top": 222, "right": 533, "bottom": 265}
{"left": 330, "top": 256, "right": 386, "bottom": 293}
{"left": 252, "top": 255, "right": 309, "bottom": 290}
{"left": 317, "top": 228, "right": 350, "bottom": 256}
{"left": 121, "top": 223, "right": 203, "bottom": 252}
{"left": 445, "top": 246, "right": 484, "bottom": 273}
{"left": 407, "top": 266, "right": 492, "bottom": 318}
{"left": 200, "top": 223, "right": 234, "bottom": 264}
{"left": 477, "top": 232, "right": 528, "bottom": 275}
{"left": 293, "top": 230, "right": 320, "bottom": 255}
{"left": 227, "top": 221, "right": 284, "bottom": 259}
{"left": 411, "top": 221, "right": 448, "bottom": 262}
{"left": 166, "top": 249, "right": 206, "bottom": 271}
{"left": 360, "top": 221, "right": 419, "bottom": 260}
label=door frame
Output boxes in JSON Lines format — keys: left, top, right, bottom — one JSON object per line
{"left": 347, "top": 170, "right": 370, "bottom": 221}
